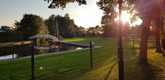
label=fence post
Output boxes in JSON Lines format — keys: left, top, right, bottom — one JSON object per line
{"left": 31, "top": 44, "right": 34, "bottom": 80}
{"left": 90, "top": 41, "right": 93, "bottom": 68}
{"left": 133, "top": 38, "right": 134, "bottom": 53}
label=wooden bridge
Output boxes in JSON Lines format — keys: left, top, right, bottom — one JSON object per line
{"left": 29, "top": 35, "right": 58, "bottom": 40}
{"left": 0, "top": 35, "right": 59, "bottom": 47}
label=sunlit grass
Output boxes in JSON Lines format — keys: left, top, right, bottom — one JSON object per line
{"left": 0, "top": 38, "right": 164, "bottom": 80}
{"left": 0, "top": 38, "right": 118, "bottom": 80}
{"left": 124, "top": 48, "right": 165, "bottom": 80}
{"left": 62, "top": 38, "right": 85, "bottom": 42}
{"left": 62, "top": 38, "right": 118, "bottom": 47}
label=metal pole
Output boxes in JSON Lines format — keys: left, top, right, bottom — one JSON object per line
{"left": 118, "top": 0, "right": 124, "bottom": 80}
{"left": 153, "top": 36, "right": 155, "bottom": 47}
{"left": 31, "top": 44, "right": 34, "bottom": 80}
{"left": 133, "top": 38, "right": 134, "bottom": 53}
{"left": 90, "top": 41, "right": 93, "bottom": 68}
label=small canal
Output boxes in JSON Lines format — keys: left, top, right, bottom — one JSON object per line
{"left": 0, "top": 43, "right": 85, "bottom": 61}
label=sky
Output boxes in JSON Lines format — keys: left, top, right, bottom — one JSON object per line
{"left": 0, "top": 0, "right": 103, "bottom": 28}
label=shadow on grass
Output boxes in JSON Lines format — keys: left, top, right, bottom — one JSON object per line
{"left": 104, "top": 61, "right": 117, "bottom": 80}
{"left": 125, "top": 62, "right": 159, "bottom": 80}
{"left": 124, "top": 48, "right": 161, "bottom": 80}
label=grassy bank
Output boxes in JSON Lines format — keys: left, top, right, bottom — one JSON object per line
{"left": 0, "top": 38, "right": 164, "bottom": 80}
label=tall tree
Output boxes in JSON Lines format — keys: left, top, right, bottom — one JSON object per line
{"left": 76, "top": 26, "right": 86, "bottom": 37}
{"left": 86, "top": 27, "right": 95, "bottom": 37}
{"left": 125, "top": 0, "right": 153, "bottom": 65}
{"left": 154, "top": 18, "right": 163, "bottom": 53}
{"left": 128, "top": 25, "right": 142, "bottom": 38}
{"left": 45, "top": 15, "right": 57, "bottom": 36}
{"left": 123, "top": 22, "right": 130, "bottom": 38}
{"left": 16, "top": 14, "right": 49, "bottom": 40}
{"left": 130, "top": 0, "right": 165, "bottom": 64}
{"left": 97, "top": 0, "right": 118, "bottom": 38}
{"left": 95, "top": 25, "right": 103, "bottom": 37}
{"left": 97, "top": 0, "right": 154, "bottom": 65}
{"left": 137, "top": 18, "right": 151, "bottom": 65}
{"left": 45, "top": 14, "right": 78, "bottom": 38}
{"left": 86, "top": 25, "right": 103, "bottom": 37}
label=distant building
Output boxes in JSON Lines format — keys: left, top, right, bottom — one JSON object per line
{"left": 0, "top": 27, "right": 12, "bottom": 32}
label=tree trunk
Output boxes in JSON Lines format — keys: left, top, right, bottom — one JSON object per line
{"left": 137, "top": 18, "right": 151, "bottom": 65}
{"left": 155, "top": 18, "right": 162, "bottom": 53}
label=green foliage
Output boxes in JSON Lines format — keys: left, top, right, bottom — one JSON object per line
{"left": 1, "top": 26, "right": 11, "bottom": 29}
{"left": 45, "top": 15, "right": 57, "bottom": 36}
{"left": 44, "top": 0, "right": 87, "bottom": 9}
{"left": 45, "top": 14, "right": 78, "bottom": 38}
{"left": 86, "top": 25, "right": 103, "bottom": 37}
{"left": 96, "top": 0, "right": 142, "bottom": 38}
{"left": 103, "top": 24, "right": 118, "bottom": 38}
{"left": 76, "top": 26, "right": 86, "bottom": 37}
{"left": 97, "top": 0, "right": 119, "bottom": 38}
{"left": 128, "top": 25, "right": 142, "bottom": 38}
{"left": 0, "top": 31, "right": 23, "bottom": 43}
{"left": 16, "top": 14, "right": 49, "bottom": 40}
{"left": 123, "top": 22, "right": 130, "bottom": 38}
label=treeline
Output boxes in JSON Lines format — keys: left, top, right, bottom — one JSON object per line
{"left": 0, "top": 31, "right": 23, "bottom": 42}
{"left": 15, "top": 14, "right": 104, "bottom": 39}
{"left": 0, "top": 13, "right": 103, "bottom": 42}
{"left": 45, "top": 14, "right": 104, "bottom": 38}
{"left": 45, "top": 14, "right": 77, "bottom": 38}
{"left": 0, "top": 13, "right": 143, "bottom": 43}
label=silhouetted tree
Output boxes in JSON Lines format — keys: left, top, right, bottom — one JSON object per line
{"left": 97, "top": 0, "right": 118, "bottom": 38}
{"left": 128, "top": 25, "right": 142, "bottom": 38}
{"left": 44, "top": 0, "right": 87, "bottom": 9}
{"left": 95, "top": 25, "right": 103, "bottom": 37}
{"left": 1, "top": 26, "right": 11, "bottom": 29}
{"left": 86, "top": 27, "right": 95, "bottom": 37}
{"left": 45, "top": 14, "right": 78, "bottom": 38}
{"left": 45, "top": 15, "right": 57, "bottom": 36}
{"left": 76, "top": 26, "right": 86, "bottom": 37}
{"left": 123, "top": 22, "right": 130, "bottom": 38}
{"left": 86, "top": 25, "right": 103, "bottom": 37}
{"left": 154, "top": 18, "right": 163, "bottom": 53}
{"left": 16, "top": 14, "right": 49, "bottom": 40}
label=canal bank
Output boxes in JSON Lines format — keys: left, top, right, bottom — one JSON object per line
{"left": 0, "top": 41, "right": 101, "bottom": 62}
{"left": 0, "top": 41, "right": 33, "bottom": 47}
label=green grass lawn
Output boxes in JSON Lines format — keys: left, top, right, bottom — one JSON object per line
{"left": 0, "top": 38, "right": 164, "bottom": 80}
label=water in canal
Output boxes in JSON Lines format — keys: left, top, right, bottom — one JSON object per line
{"left": 0, "top": 43, "right": 83, "bottom": 61}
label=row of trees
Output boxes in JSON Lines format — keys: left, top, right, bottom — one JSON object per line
{"left": 45, "top": 14, "right": 78, "bottom": 38}
{"left": 1, "top": 13, "right": 143, "bottom": 43}
{"left": 12, "top": 14, "right": 105, "bottom": 40}
{"left": 45, "top": 14, "right": 105, "bottom": 38}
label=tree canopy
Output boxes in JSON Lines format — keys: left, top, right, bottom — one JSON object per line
{"left": 45, "top": 14, "right": 78, "bottom": 38}
{"left": 44, "top": 0, "right": 87, "bottom": 9}
{"left": 16, "top": 14, "right": 49, "bottom": 40}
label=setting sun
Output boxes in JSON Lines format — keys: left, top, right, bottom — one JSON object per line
{"left": 121, "top": 11, "right": 130, "bottom": 23}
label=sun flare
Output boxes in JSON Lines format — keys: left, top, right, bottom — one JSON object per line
{"left": 121, "top": 11, "right": 130, "bottom": 23}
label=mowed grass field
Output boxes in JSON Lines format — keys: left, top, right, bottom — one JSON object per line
{"left": 0, "top": 38, "right": 165, "bottom": 80}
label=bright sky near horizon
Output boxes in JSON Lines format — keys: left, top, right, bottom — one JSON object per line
{"left": 0, "top": 0, "right": 103, "bottom": 28}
